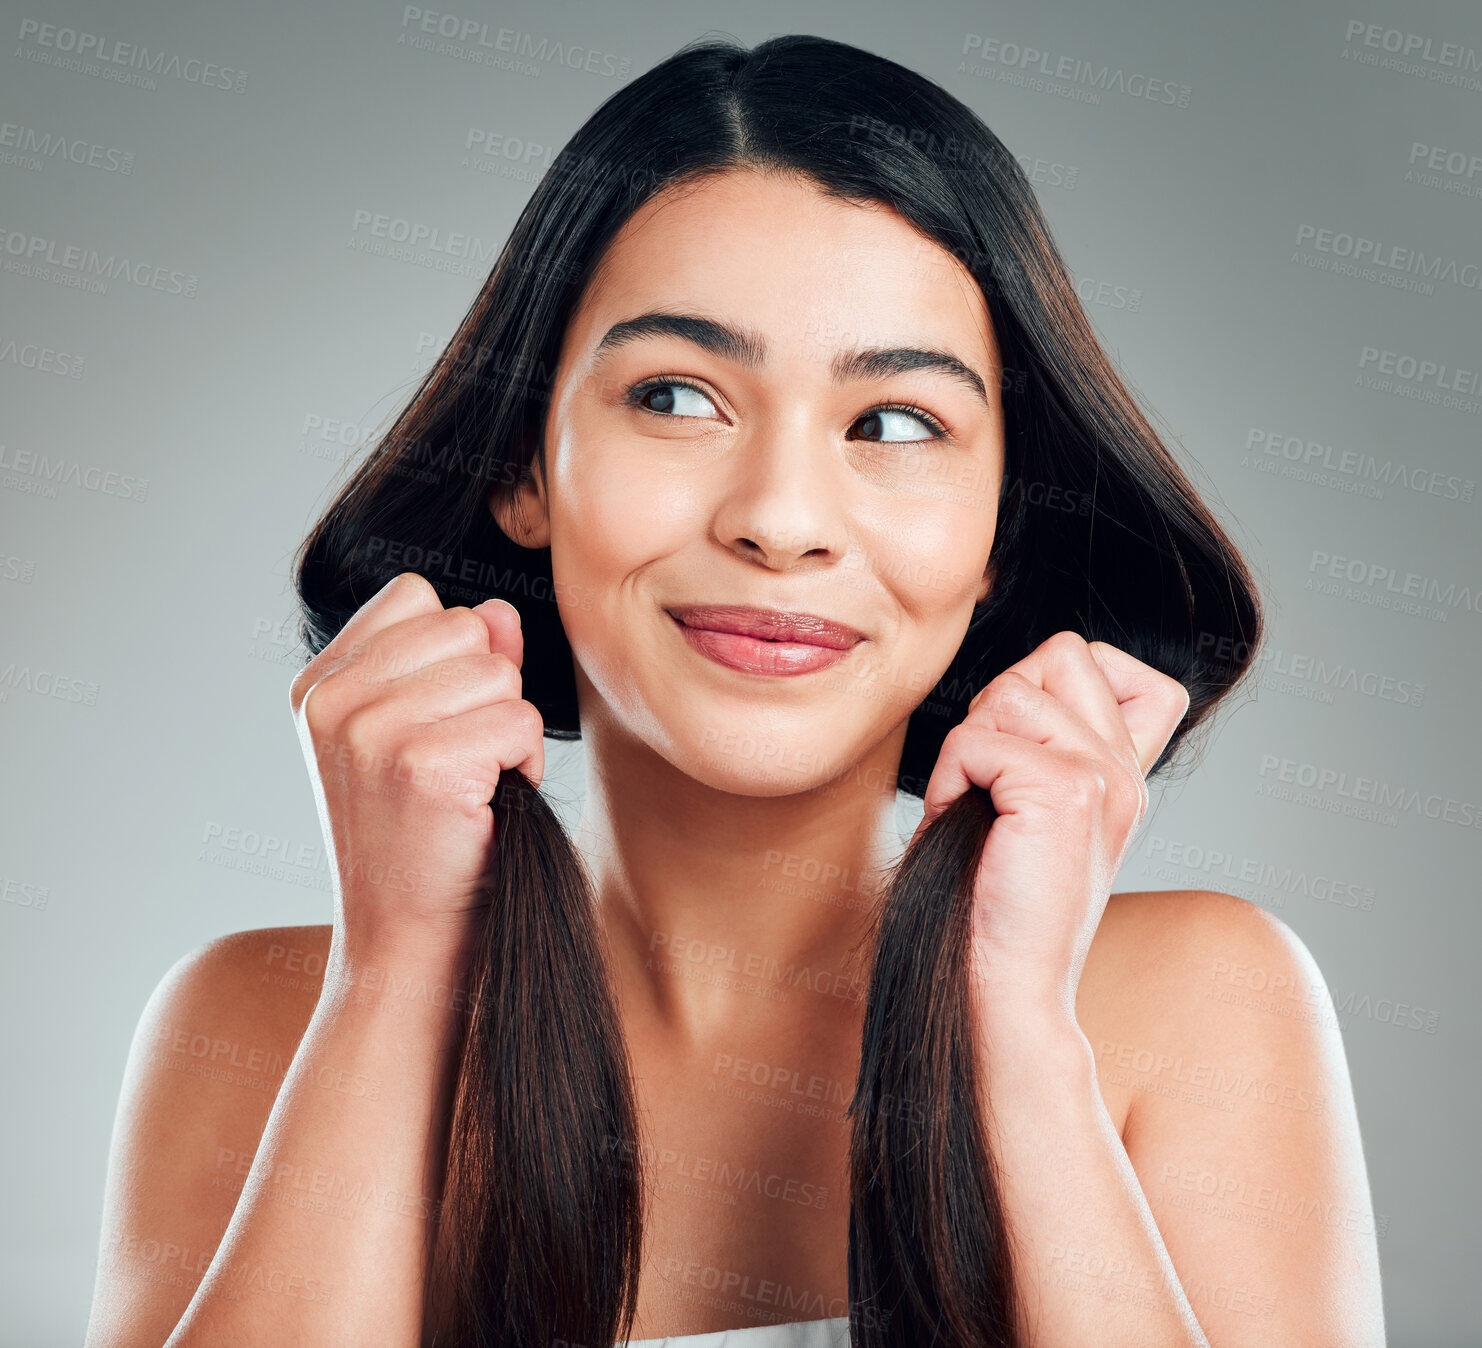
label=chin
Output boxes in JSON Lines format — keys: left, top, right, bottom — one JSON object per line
{"left": 678, "top": 754, "right": 826, "bottom": 799}
{"left": 667, "top": 703, "right": 886, "bottom": 800}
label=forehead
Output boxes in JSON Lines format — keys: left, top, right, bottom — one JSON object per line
{"left": 566, "top": 167, "right": 998, "bottom": 372}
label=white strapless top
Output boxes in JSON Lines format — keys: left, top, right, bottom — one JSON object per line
{"left": 621, "top": 1315, "right": 851, "bottom": 1346}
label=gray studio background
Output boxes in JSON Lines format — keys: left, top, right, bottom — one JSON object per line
{"left": 2, "top": 0, "right": 1478, "bottom": 1342}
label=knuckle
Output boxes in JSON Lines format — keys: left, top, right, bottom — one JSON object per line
{"left": 940, "top": 721, "right": 972, "bottom": 755}
{"left": 393, "top": 740, "right": 440, "bottom": 786}
{"left": 446, "top": 605, "right": 490, "bottom": 649}
{"left": 487, "top": 650, "right": 523, "bottom": 692}
{"left": 392, "top": 570, "right": 439, "bottom": 605}
{"left": 1047, "top": 630, "right": 1089, "bottom": 657}
{"left": 1110, "top": 766, "right": 1145, "bottom": 817}
{"left": 972, "top": 671, "right": 1021, "bottom": 714}
{"left": 1060, "top": 759, "right": 1104, "bottom": 810}
{"left": 337, "top": 702, "right": 381, "bottom": 758}
{"left": 516, "top": 699, "right": 545, "bottom": 739}
{"left": 980, "top": 674, "right": 1034, "bottom": 719}
{"left": 999, "top": 671, "right": 1037, "bottom": 702}
{"left": 298, "top": 674, "right": 341, "bottom": 735}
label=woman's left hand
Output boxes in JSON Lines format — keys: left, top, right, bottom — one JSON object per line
{"left": 910, "top": 631, "right": 1191, "bottom": 1030}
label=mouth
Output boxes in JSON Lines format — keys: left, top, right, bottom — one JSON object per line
{"left": 665, "top": 604, "right": 864, "bottom": 676}
{"left": 666, "top": 605, "right": 864, "bottom": 648}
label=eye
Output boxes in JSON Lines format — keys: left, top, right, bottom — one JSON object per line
{"left": 622, "top": 380, "right": 949, "bottom": 444}
{"left": 624, "top": 378, "right": 722, "bottom": 420}
{"left": 850, "top": 403, "right": 948, "bottom": 444}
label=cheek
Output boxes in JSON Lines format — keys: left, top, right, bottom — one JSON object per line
{"left": 869, "top": 495, "right": 991, "bottom": 614}
{"left": 856, "top": 499, "right": 992, "bottom": 687}
{"left": 548, "top": 440, "right": 698, "bottom": 583}
{"left": 543, "top": 441, "right": 710, "bottom": 703}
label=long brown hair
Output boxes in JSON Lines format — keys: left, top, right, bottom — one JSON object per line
{"left": 292, "top": 33, "right": 1265, "bottom": 1347}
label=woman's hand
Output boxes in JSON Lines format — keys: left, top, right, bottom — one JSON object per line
{"left": 911, "top": 630, "right": 1190, "bottom": 1028}
{"left": 288, "top": 571, "right": 545, "bottom": 957}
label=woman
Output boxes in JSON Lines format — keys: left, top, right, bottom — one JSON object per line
{"left": 84, "top": 32, "right": 1385, "bottom": 1348}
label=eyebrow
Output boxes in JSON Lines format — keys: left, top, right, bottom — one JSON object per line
{"left": 592, "top": 310, "right": 991, "bottom": 408}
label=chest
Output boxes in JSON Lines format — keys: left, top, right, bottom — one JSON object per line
{"left": 622, "top": 1001, "right": 1133, "bottom": 1339}
{"left": 625, "top": 1044, "right": 854, "bottom": 1339}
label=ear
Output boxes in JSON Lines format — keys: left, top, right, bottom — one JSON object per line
{"left": 488, "top": 458, "right": 551, "bottom": 549}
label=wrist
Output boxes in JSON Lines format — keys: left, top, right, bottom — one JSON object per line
{"left": 326, "top": 917, "right": 481, "bottom": 1013}
{"left": 970, "top": 983, "right": 1096, "bottom": 1082}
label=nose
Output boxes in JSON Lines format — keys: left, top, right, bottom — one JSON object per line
{"left": 710, "top": 423, "right": 851, "bottom": 571}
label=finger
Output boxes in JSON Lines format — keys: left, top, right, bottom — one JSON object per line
{"left": 910, "top": 726, "right": 1071, "bottom": 841}
{"left": 407, "top": 698, "right": 547, "bottom": 794}
{"left": 317, "top": 597, "right": 523, "bottom": 698}
{"left": 963, "top": 672, "right": 1113, "bottom": 768}
{"left": 313, "top": 606, "right": 496, "bottom": 701}
{"left": 292, "top": 572, "right": 445, "bottom": 711}
{"left": 471, "top": 596, "right": 524, "bottom": 673}
{"left": 316, "top": 572, "right": 443, "bottom": 668}
{"left": 985, "top": 632, "right": 1141, "bottom": 782}
{"left": 351, "top": 651, "right": 524, "bottom": 729}
{"left": 1081, "top": 641, "right": 1191, "bottom": 778}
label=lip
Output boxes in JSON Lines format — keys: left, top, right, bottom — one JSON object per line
{"left": 666, "top": 604, "right": 864, "bottom": 676}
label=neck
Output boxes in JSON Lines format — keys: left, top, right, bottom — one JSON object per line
{"left": 570, "top": 707, "right": 908, "bottom": 1049}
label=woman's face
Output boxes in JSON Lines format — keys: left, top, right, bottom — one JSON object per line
{"left": 491, "top": 167, "right": 1004, "bottom": 796}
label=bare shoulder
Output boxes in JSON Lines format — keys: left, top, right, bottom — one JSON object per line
{"left": 1076, "top": 891, "right": 1384, "bottom": 1342}
{"left": 1082, "top": 887, "right": 1298, "bottom": 991}
{"left": 83, "top": 925, "right": 333, "bottom": 1347}
{"left": 1078, "top": 887, "right": 1316, "bottom": 1040}
{"left": 1076, "top": 890, "right": 1324, "bottom": 1134}
{"left": 153, "top": 923, "right": 337, "bottom": 1061}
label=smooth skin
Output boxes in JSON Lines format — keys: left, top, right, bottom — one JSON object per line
{"left": 84, "top": 169, "right": 1384, "bottom": 1346}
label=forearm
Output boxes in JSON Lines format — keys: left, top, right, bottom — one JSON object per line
{"left": 973, "top": 997, "right": 1210, "bottom": 1348}
{"left": 166, "top": 931, "right": 472, "bottom": 1347}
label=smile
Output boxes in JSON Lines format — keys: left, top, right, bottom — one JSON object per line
{"left": 666, "top": 605, "right": 863, "bottom": 676}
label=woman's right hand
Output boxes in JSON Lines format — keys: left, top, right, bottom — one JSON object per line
{"left": 288, "top": 571, "right": 545, "bottom": 956}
